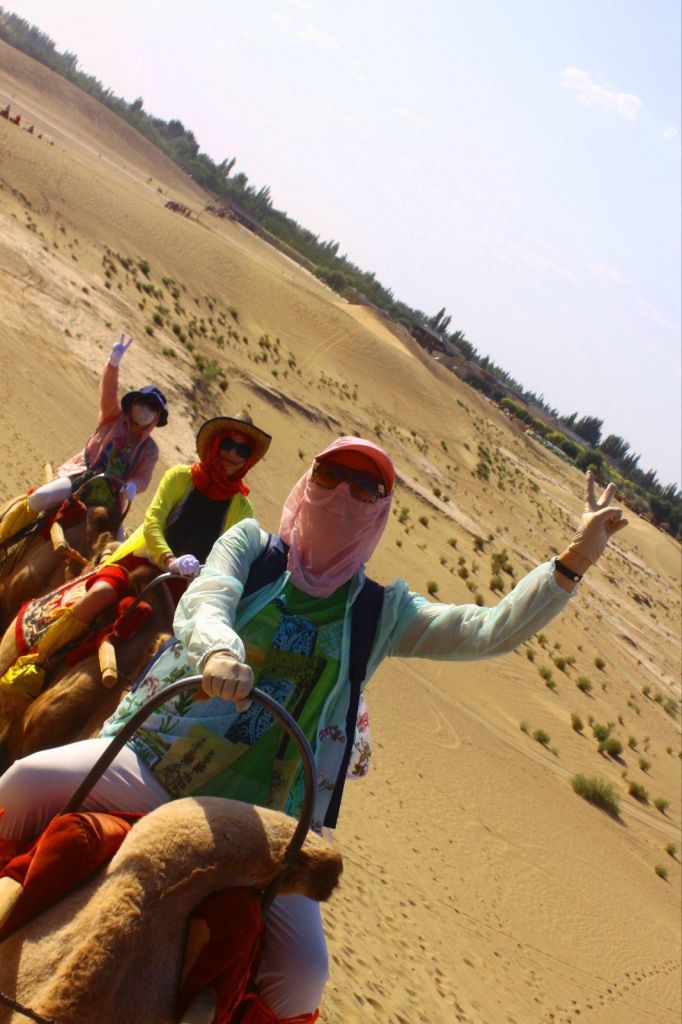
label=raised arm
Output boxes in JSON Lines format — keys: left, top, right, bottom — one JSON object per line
{"left": 384, "top": 471, "right": 627, "bottom": 663}
{"left": 99, "top": 334, "right": 133, "bottom": 424}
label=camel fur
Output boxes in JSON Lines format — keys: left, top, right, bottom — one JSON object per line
{"left": 0, "top": 507, "right": 119, "bottom": 632}
{"left": 0, "top": 797, "right": 342, "bottom": 1023}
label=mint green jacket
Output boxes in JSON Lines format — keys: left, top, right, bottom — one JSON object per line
{"left": 168, "top": 519, "right": 573, "bottom": 828}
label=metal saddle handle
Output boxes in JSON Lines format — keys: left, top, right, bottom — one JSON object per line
{"left": 58, "top": 677, "right": 318, "bottom": 909}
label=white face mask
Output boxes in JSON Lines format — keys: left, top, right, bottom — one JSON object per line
{"left": 131, "top": 405, "right": 158, "bottom": 427}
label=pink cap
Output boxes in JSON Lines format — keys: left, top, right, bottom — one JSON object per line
{"left": 316, "top": 436, "right": 395, "bottom": 493}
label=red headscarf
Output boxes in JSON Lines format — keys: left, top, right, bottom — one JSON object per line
{"left": 190, "top": 433, "right": 256, "bottom": 500}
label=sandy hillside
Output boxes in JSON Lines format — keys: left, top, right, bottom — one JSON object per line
{"left": 0, "top": 42, "right": 680, "bottom": 1024}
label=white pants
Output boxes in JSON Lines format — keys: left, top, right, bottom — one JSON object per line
{"left": 27, "top": 477, "right": 73, "bottom": 512}
{"left": 0, "top": 740, "right": 328, "bottom": 1017}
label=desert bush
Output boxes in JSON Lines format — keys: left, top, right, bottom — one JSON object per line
{"left": 653, "top": 798, "right": 669, "bottom": 814}
{"left": 628, "top": 736, "right": 637, "bottom": 750}
{"left": 553, "top": 655, "right": 567, "bottom": 672}
{"left": 602, "top": 736, "right": 623, "bottom": 759}
{"left": 592, "top": 723, "right": 610, "bottom": 742}
{"left": 576, "top": 677, "right": 593, "bottom": 695}
{"left": 628, "top": 781, "right": 649, "bottom": 802}
{"left": 520, "top": 721, "right": 530, "bottom": 734}
{"left": 538, "top": 666, "right": 552, "bottom": 682}
{"left": 571, "top": 774, "right": 620, "bottom": 817}
{"left": 654, "top": 864, "right": 668, "bottom": 880}
{"left": 571, "top": 713, "right": 584, "bottom": 733}
{"left": 665, "top": 843, "right": 677, "bottom": 858}
{"left": 594, "top": 656, "right": 606, "bottom": 671}
{"left": 490, "top": 575, "right": 504, "bottom": 592}
{"left": 418, "top": 515, "right": 429, "bottom": 527}
{"left": 426, "top": 580, "right": 439, "bottom": 596}
{"left": 526, "top": 648, "right": 535, "bottom": 662}
{"left": 638, "top": 757, "right": 651, "bottom": 773}
{"left": 642, "top": 684, "right": 652, "bottom": 698}
{"left": 533, "top": 728, "right": 551, "bottom": 747}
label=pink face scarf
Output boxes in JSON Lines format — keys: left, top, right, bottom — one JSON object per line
{"left": 279, "top": 440, "right": 393, "bottom": 598}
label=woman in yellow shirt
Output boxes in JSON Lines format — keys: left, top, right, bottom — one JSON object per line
{"left": 110, "top": 414, "right": 271, "bottom": 577}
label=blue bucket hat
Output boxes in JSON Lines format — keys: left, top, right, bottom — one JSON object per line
{"left": 121, "top": 385, "right": 168, "bottom": 427}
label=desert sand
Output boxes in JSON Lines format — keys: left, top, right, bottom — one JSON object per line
{"left": 0, "top": 39, "right": 680, "bottom": 1024}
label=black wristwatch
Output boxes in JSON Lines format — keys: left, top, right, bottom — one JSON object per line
{"left": 555, "top": 558, "right": 582, "bottom": 583}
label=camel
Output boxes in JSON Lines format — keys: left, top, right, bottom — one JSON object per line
{"left": 0, "top": 797, "right": 343, "bottom": 1024}
{"left": 0, "top": 569, "right": 175, "bottom": 771}
{"left": 0, "top": 503, "right": 120, "bottom": 632}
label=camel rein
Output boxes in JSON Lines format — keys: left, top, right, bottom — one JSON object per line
{"left": 0, "top": 990, "right": 57, "bottom": 1024}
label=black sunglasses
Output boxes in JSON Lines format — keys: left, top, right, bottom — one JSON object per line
{"left": 219, "top": 436, "right": 253, "bottom": 459}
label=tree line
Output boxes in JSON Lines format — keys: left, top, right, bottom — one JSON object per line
{"left": 0, "top": 6, "right": 678, "bottom": 536}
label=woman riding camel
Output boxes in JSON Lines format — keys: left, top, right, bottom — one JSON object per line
{"left": 0, "top": 415, "right": 270, "bottom": 696}
{"left": 0, "top": 334, "right": 167, "bottom": 547}
{"left": 0, "top": 438, "right": 627, "bottom": 1024}
{"left": 108, "top": 413, "right": 271, "bottom": 579}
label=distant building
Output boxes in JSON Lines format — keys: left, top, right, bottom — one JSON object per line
{"left": 410, "top": 323, "right": 458, "bottom": 358}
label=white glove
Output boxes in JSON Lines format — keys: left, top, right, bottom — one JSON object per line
{"left": 567, "top": 472, "right": 628, "bottom": 564}
{"left": 202, "top": 650, "right": 253, "bottom": 711}
{"left": 168, "top": 554, "right": 201, "bottom": 578}
{"left": 109, "top": 333, "right": 134, "bottom": 367}
{"left": 122, "top": 480, "right": 137, "bottom": 501}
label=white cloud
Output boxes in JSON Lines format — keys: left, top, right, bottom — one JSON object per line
{"left": 588, "top": 261, "right": 626, "bottom": 285}
{"left": 587, "top": 261, "right": 674, "bottom": 331}
{"left": 662, "top": 125, "right": 679, "bottom": 140}
{"left": 394, "top": 105, "right": 432, "bottom": 132}
{"left": 268, "top": 11, "right": 340, "bottom": 51}
{"left": 560, "top": 67, "right": 643, "bottom": 121}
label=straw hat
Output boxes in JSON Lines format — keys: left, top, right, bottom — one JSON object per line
{"left": 196, "top": 413, "right": 271, "bottom": 464}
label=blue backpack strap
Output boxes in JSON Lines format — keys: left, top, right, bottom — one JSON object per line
{"left": 323, "top": 577, "right": 385, "bottom": 829}
{"left": 242, "top": 533, "right": 290, "bottom": 598}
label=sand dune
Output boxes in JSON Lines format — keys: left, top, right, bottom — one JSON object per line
{"left": 0, "top": 41, "right": 679, "bottom": 1024}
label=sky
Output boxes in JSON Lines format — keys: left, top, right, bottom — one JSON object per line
{"left": 7, "top": 0, "right": 682, "bottom": 487}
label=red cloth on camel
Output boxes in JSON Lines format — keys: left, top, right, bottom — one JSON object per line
{"left": 65, "top": 595, "right": 152, "bottom": 666}
{"left": 0, "top": 809, "right": 266, "bottom": 1020}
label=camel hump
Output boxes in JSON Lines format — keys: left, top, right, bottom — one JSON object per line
{"left": 107, "top": 797, "right": 343, "bottom": 903}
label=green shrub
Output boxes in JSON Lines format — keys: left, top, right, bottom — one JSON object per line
{"left": 628, "top": 736, "right": 637, "bottom": 749}
{"left": 571, "top": 713, "right": 584, "bottom": 733}
{"left": 576, "top": 677, "right": 593, "bottom": 695}
{"left": 592, "top": 723, "right": 610, "bottom": 742}
{"left": 520, "top": 721, "right": 530, "bottom": 734}
{"left": 628, "top": 781, "right": 649, "bottom": 802}
{"left": 594, "top": 657, "right": 606, "bottom": 671}
{"left": 553, "top": 655, "right": 567, "bottom": 672}
{"left": 653, "top": 798, "right": 669, "bottom": 814}
{"left": 526, "top": 648, "right": 535, "bottom": 662}
{"left": 654, "top": 864, "right": 668, "bottom": 880}
{"left": 418, "top": 515, "right": 429, "bottom": 528}
{"left": 638, "top": 757, "right": 651, "bottom": 773}
{"left": 571, "top": 774, "right": 620, "bottom": 817}
{"left": 426, "top": 580, "right": 439, "bottom": 597}
{"left": 665, "top": 843, "right": 677, "bottom": 858}
{"left": 532, "top": 728, "right": 551, "bottom": 747}
{"left": 602, "top": 736, "right": 623, "bottom": 759}
{"left": 490, "top": 575, "right": 504, "bottom": 592}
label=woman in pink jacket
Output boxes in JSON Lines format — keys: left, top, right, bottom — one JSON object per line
{"left": 0, "top": 335, "right": 167, "bottom": 545}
